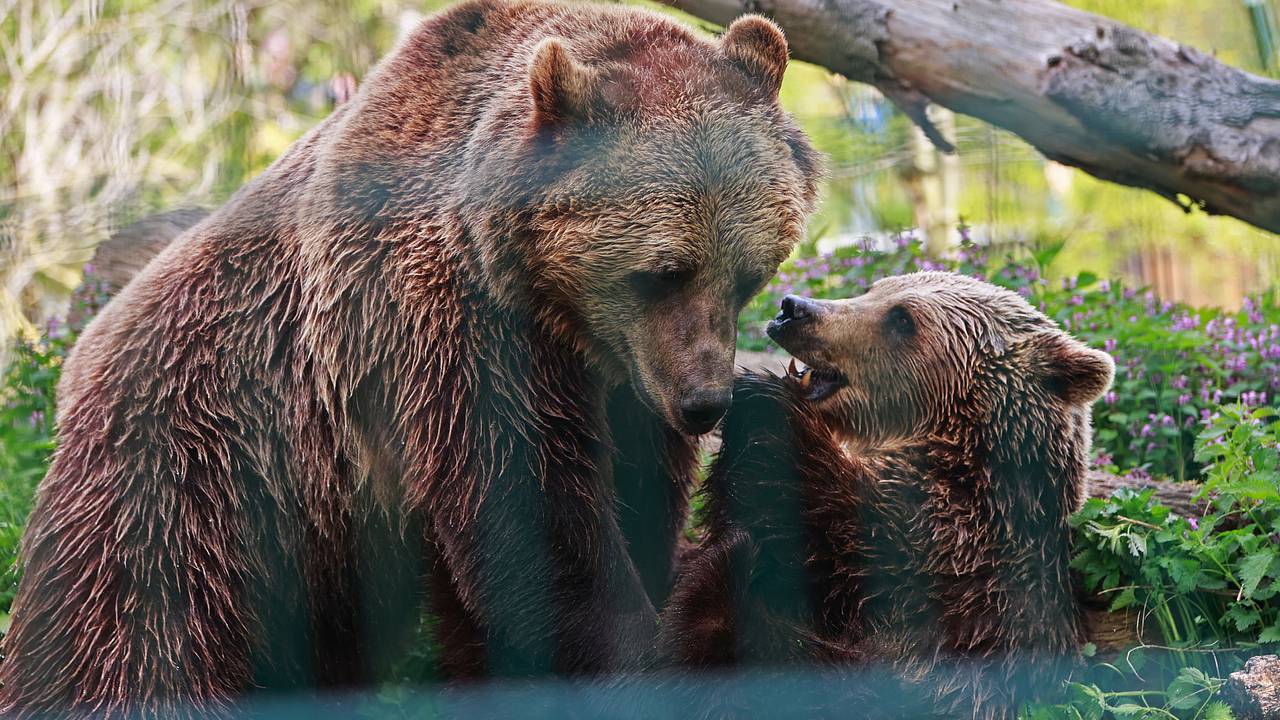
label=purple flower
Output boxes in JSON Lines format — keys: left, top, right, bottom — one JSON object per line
{"left": 1187, "top": 517, "right": 1199, "bottom": 531}
{"left": 1104, "top": 338, "right": 1117, "bottom": 353}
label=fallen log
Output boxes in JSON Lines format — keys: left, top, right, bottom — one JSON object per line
{"left": 1224, "top": 654, "right": 1280, "bottom": 720}
{"left": 664, "top": 0, "right": 1280, "bottom": 234}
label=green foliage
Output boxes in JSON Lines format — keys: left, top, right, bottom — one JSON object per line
{"left": 0, "top": 333, "right": 65, "bottom": 614}
{"left": 0, "top": 277, "right": 109, "bottom": 616}
{"left": 1037, "top": 406, "right": 1279, "bottom": 719}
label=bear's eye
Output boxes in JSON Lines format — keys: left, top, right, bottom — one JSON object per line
{"left": 885, "top": 305, "right": 915, "bottom": 337}
{"left": 629, "top": 268, "right": 695, "bottom": 298}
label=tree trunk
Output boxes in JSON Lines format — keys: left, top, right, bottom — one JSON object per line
{"left": 664, "top": 0, "right": 1280, "bottom": 234}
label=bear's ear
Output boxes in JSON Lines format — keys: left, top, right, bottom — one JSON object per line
{"left": 528, "top": 38, "right": 598, "bottom": 127}
{"left": 721, "top": 15, "right": 789, "bottom": 99}
{"left": 1029, "top": 331, "right": 1115, "bottom": 406}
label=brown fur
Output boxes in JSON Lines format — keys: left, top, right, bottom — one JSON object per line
{"left": 662, "top": 272, "right": 1115, "bottom": 719}
{"left": 0, "top": 2, "right": 817, "bottom": 716}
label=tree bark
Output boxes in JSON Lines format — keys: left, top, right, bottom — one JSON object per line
{"left": 665, "top": 0, "right": 1280, "bottom": 234}
{"left": 1086, "top": 471, "right": 1211, "bottom": 519}
{"left": 1223, "top": 655, "right": 1280, "bottom": 720}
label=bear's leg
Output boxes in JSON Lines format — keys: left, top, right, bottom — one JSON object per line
{"left": 0, "top": 407, "right": 262, "bottom": 718}
{"left": 293, "top": 505, "right": 425, "bottom": 688}
{"left": 607, "top": 385, "right": 700, "bottom": 608}
{"left": 426, "top": 538, "right": 488, "bottom": 680}
{"left": 663, "top": 373, "right": 864, "bottom": 668}
{"left": 658, "top": 530, "right": 749, "bottom": 668}
{"left": 411, "top": 347, "right": 662, "bottom": 677}
{"left": 705, "top": 376, "right": 820, "bottom": 645}
{"left": 427, "top": 440, "right": 657, "bottom": 677}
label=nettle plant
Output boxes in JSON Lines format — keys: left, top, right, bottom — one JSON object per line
{"left": 1042, "top": 406, "right": 1279, "bottom": 720}
{"left": 0, "top": 269, "right": 108, "bottom": 614}
{"left": 739, "top": 233, "right": 1280, "bottom": 482}
{"left": 0, "top": 335, "right": 64, "bottom": 612}
{"left": 1072, "top": 405, "right": 1280, "bottom": 647}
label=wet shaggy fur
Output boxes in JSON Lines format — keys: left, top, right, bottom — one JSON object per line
{"left": 661, "top": 273, "right": 1115, "bottom": 719}
{"left": 0, "top": 1, "right": 818, "bottom": 716}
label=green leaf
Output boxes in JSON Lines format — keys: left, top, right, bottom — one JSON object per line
{"left": 1109, "top": 587, "right": 1137, "bottom": 612}
{"left": 1238, "top": 550, "right": 1277, "bottom": 599}
{"left": 1126, "top": 532, "right": 1147, "bottom": 558}
{"left": 1225, "top": 605, "right": 1262, "bottom": 632}
{"left": 1167, "top": 667, "right": 1212, "bottom": 710}
{"left": 1203, "top": 701, "right": 1235, "bottom": 720}
{"left": 1109, "top": 703, "right": 1152, "bottom": 719}
{"left": 1033, "top": 239, "right": 1066, "bottom": 269}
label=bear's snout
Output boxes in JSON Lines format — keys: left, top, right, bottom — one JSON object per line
{"left": 767, "top": 294, "right": 823, "bottom": 348}
{"left": 679, "top": 385, "right": 732, "bottom": 434}
{"left": 778, "top": 294, "right": 819, "bottom": 323}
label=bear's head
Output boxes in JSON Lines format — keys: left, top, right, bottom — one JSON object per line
{"left": 462, "top": 13, "right": 819, "bottom": 435}
{"left": 766, "top": 272, "right": 1114, "bottom": 447}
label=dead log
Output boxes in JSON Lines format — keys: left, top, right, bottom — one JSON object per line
{"left": 1086, "top": 470, "right": 1212, "bottom": 519}
{"left": 1223, "top": 654, "right": 1280, "bottom": 720}
{"left": 664, "top": 0, "right": 1280, "bottom": 234}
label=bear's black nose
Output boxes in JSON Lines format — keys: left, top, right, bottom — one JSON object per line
{"left": 778, "top": 294, "right": 817, "bottom": 322}
{"left": 680, "top": 386, "right": 732, "bottom": 434}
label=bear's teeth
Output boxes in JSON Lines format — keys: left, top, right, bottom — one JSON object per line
{"left": 799, "top": 370, "right": 812, "bottom": 389}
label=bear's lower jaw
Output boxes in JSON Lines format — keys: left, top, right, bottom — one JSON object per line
{"left": 626, "top": 366, "right": 681, "bottom": 430}
{"left": 787, "top": 358, "right": 848, "bottom": 403}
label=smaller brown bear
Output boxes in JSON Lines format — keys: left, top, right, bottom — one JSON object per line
{"left": 661, "top": 272, "right": 1115, "bottom": 719}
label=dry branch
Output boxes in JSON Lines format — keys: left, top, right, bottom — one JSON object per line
{"left": 665, "top": 0, "right": 1280, "bottom": 234}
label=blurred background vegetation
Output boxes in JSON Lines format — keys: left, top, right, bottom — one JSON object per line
{"left": 2, "top": 0, "right": 1279, "bottom": 351}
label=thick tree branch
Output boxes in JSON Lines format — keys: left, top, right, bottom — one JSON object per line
{"left": 666, "top": 0, "right": 1280, "bottom": 234}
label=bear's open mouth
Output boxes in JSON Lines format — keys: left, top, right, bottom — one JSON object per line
{"left": 786, "top": 358, "right": 848, "bottom": 402}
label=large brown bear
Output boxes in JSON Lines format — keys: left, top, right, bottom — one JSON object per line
{"left": 661, "top": 272, "right": 1114, "bottom": 718}
{"left": 0, "top": 1, "right": 818, "bottom": 716}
